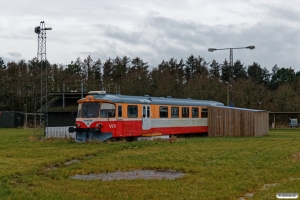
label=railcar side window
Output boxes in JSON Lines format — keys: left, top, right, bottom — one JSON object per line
{"left": 118, "top": 105, "right": 122, "bottom": 117}
{"left": 143, "top": 106, "right": 146, "bottom": 117}
{"left": 160, "top": 106, "right": 168, "bottom": 118}
{"left": 182, "top": 107, "right": 189, "bottom": 118}
{"left": 100, "top": 103, "right": 115, "bottom": 118}
{"left": 192, "top": 107, "right": 199, "bottom": 118}
{"left": 147, "top": 106, "right": 150, "bottom": 118}
{"left": 201, "top": 108, "right": 208, "bottom": 118}
{"left": 81, "top": 102, "right": 100, "bottom": 118}
{"left": 128, "top": 105, "right": 138, "bottom": 118}
{"left": 143, "top": 106, "right": 151, "bottom": 118}
{"left": 171, "top": 107, "right": 179, "bottom": 118}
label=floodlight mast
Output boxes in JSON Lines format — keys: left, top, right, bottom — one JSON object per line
{"left": 208, "top": 45, "right": 255, "bottom": 106}
{"left": 34, "top": 21, "right": 52, "bottom": 136}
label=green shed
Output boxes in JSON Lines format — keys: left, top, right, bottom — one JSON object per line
{"left": 0, "top": 111, "right": 24, "bottom": 128}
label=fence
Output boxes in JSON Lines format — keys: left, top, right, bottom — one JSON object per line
{"left": 45, "top": 126, "right": 75, "bottom": 139}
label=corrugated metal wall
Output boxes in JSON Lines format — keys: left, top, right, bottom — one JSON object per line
{"left": 0, "top": 111, "right": 24, "bottom": 128}
{"left": 208, "top": 106, "right": 269, "bottom": 137}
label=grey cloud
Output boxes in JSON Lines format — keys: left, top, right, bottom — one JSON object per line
{"left": 266, "top": 4, "right": 300, "bottom": 23}
{"left": 54, "top": 5, "right": 300, "bottom": 70}
{"left": 99, "top": 24, "right": 143, "bottom": 45}
{"left": 8, "top": 52, "right": 22, "bottom": 58}
{"left": 0, "top": 56, "right": 12, "bottom": 65}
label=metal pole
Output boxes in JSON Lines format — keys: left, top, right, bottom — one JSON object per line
{"left": 274, "top": 113, "right": 276, "bottom": 130}
{"left": 24, "top": 104, "right": 27, "bottom": 128}
{"left": 229, "top": 48, "right": 233, "bottom": 107}
{"left": 229, "top": 48, "right": 233, "bottom": 68}
{"left": 34, "top": 98, "right": 36, "bottom": 129}
{"left": 81, "top": 82, "right": 83, "bottom": 98}
{"left": 63, "top": 83, "right": 65, "bottom": 108}
{"left": 227, "top": 84, "right": 229, "bottom": 106}
{"left": 99, "top": 65, "right": 102, "bottom": 91}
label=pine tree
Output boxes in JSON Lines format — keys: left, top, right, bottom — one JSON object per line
{"left": 209, "top": 59, "right": 220, "bottom": 78}
{"left": 0, "top": 57, "right": 6, "bottom": 69}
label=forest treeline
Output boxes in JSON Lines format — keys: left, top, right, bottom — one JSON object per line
{"left": 0, "top": 55, "right": 300, "bottom": 113}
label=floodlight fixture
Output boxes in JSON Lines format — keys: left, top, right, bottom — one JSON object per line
{"left": 208, "top": 48, "right": 217, "bottom": 52}
{"left": 246, "top": 45, "right": 255, "bottom": 50}
{"left": 34, "top": 26, "right": 41, "bottom": 34}
{"left": 34, "top": 21, "right": 52, "bottom": 34}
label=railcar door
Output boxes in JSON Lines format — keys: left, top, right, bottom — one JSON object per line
{"left": 142, "top": 105, "right": 151, "bottom": 130}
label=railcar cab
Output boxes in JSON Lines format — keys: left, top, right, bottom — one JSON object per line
{"left": 69, "top": 91, "right": 117, "bottom": 142}
{"left": 77, "top": 100, "right": 116, "bottom": 118}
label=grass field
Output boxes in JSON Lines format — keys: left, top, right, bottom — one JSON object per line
{"left": 0, "top": 128, "right": 300, "bottom": 199}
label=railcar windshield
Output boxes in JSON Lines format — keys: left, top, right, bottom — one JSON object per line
{"left": 77, "top": 102, "right": 116, "bottom": 118}
{"left": 79, "top": 103, "right": 100, "bottom": 118}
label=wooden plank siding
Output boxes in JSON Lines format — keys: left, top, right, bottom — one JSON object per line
{"left": 208, "top": 106, "right": 269, "bottom": 137}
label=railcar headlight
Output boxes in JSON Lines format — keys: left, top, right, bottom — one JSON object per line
{"left": 96, "top": 123, "right": 102, "bottom": 128}
{"left": 75, "top": 123, "right": 81, "bottom": 128}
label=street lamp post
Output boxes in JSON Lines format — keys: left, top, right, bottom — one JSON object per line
{"left": 208, "top": 46, "right": 255, "bottom": 106}
{"left": 226, "top": 82, "right": 232, "bottom": 107}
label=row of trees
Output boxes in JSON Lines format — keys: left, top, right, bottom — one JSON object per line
{"left": 0, "top": 55, "right": 300, "bottom": 113}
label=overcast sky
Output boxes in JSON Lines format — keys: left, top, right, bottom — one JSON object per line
{"left": 1, "top": 0, "right": 300, "bottom": 72}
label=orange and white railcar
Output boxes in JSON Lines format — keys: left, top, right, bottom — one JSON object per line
{"left": 69, "top": 91, "right": 224, "bottom": 142}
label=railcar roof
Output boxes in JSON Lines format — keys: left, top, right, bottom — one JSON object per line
{"left": 216, "top": 106, "right": 268, "bottom": 112}
{"left": 85, "top": 93, "right": 224, "bottom": 106}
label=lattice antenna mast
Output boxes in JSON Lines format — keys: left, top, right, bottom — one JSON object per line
{"left": 34, "top": 21, "right": 52, "bottom": 134}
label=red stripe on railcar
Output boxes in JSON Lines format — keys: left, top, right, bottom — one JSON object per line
{"left": 76, "top": 119, "right": 208, "bottom": 137}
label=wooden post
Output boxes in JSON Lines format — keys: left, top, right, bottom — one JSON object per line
{"left": 24, "top": 104, "right": 27, "bottom": 128}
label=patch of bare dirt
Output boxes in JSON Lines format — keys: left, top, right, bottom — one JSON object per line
{"left": 28, "top": 135, "right": 39, "bottom": 141}
{"left": 291, "top": 153, "right": 300, "bottom": 161}
{"left": 71, "top": 170, "right": 185, "bottom": 181}
{"left": 261, "top": 183, "right": 277, "bottom": 190}
{"left": 65, "top": 159, "right": 81, "bottom": 165}
{"left": 238, "top": 193, "right": 254, "bottom": 200}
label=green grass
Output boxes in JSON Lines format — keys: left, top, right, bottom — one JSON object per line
{"left": 0, "top": 128, "right": 300, "bottom": 199}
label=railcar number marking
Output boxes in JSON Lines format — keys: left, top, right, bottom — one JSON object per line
{"left": 139, "top": 99, "right": 151, "bottom": 103}
{"left": 109, "top": 124, "right": 116, "bottom": 128}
